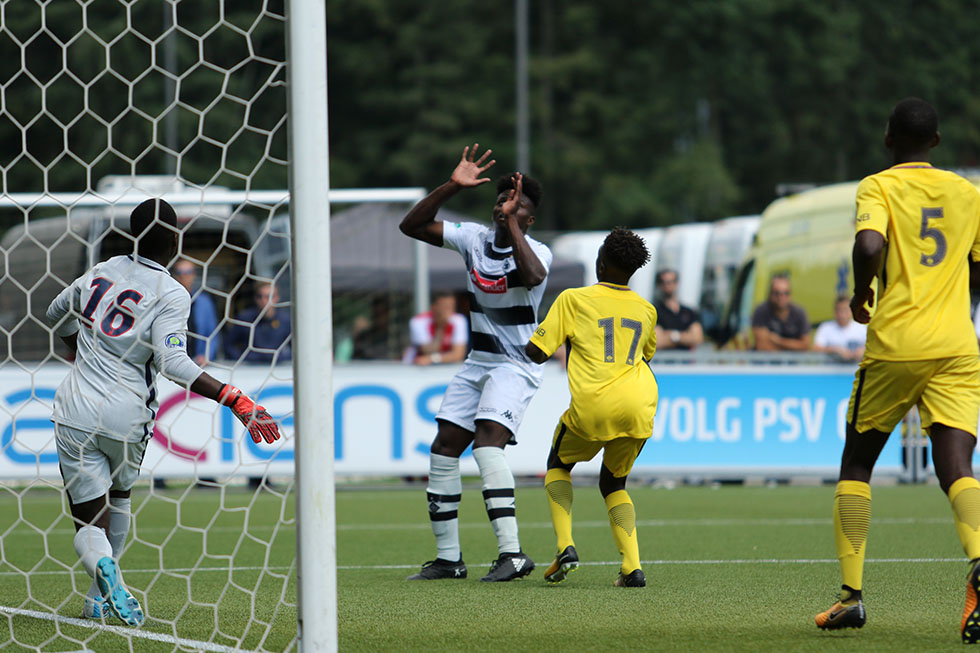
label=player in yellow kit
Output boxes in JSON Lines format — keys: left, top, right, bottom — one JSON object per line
{"left": 814, "top": 98, "right": 980, "bottom": 642}
{"left": 525, "top": 227, "right": 657, "bottom": 588}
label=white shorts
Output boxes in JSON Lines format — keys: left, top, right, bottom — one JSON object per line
{"left": 55, "top": 424, "right": 147, "bottom": 504}
{"left": 435, "top": 362, "right": 538, "bottom": 441}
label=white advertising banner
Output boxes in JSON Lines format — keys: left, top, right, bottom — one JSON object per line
{"left": 0, "top": 362, "right": 912, "bottom": 481}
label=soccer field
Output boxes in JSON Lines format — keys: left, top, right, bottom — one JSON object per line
{"left": 0, "top": 482, "right": 974, "bottom": 651}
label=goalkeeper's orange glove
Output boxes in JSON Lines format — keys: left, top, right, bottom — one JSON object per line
{"left": 218, "top": 384, "right": 281, "bottom": 444}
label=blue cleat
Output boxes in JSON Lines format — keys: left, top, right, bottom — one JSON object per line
{"left": 81, "top": 594, "right": 110, "bottom": 620}
{"left": 95, "top": 557, "right": 145, "bottom": 627}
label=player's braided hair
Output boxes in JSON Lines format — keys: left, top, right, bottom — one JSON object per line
{"left": 496, "top": 173, "right": 543, "bottom": 208}
{"left": 603, "top": 227, "right": 650, "bottom": 274}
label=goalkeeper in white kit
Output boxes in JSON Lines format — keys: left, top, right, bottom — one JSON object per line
{"left": 45, "top": 199, "right": 282, "bottom": 626}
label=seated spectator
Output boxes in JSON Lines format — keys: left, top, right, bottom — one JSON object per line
{"left": 752, "top": 274, "right": 811, "bottom": 351}
{"left": 653, "top": 269, "right": 703, "bottom": 350}
{"left": 173, "top": 260, "right": 220, "bottom": 365}
{"left": 403, "top": 291, "right": 468, "bottom": 365}
{"left": 224, "top": 281, "right": 291, "bottom": 365}
{"left": 814, "top": 295, "right": 867, "bottom": 361}
{"left": 351, "top": 296, "right": 394, "bottom": 360}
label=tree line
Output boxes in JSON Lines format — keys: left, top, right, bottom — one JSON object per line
{"left": 3, "top": 1, "right": 979, "bottom": 232}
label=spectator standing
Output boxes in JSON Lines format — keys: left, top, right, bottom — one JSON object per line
{"left": 173, "top": 260, "right": 220, "bottom": 365}
{"left": 653, "top": 269, "right": 703, "bottom": 350}
{"left": 814, "top": 295, "right": 867, "bottom": 361}
{"left": 752, "top": 274, "right": 811, "bottom": 351}
{"left": 224, "top": 282, "right": 291, "bottom": 365}
{"left": 404, "top": 291, "right": 468, "bottom": 365}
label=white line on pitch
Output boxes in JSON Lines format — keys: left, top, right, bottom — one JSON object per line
{"left": 343, "top": 557, "right": 967, "bottom": 570}
{"left": 0, "top": 605, "right": 257, "bottom": 653}
{"left": 0, "top": 565, "right": 293, "bottom": 578}
{"left": 0, "top": 516, "right": 950, "bottom": 538}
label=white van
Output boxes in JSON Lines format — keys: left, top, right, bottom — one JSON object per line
{"left": 700, "top": 215, "right": 760, "bottom": 335}
{"left": 655, "top": 223, "right": 712, "bottom": 309}
{"left": 0, "top": 176, "right": 273, "bottom": 361}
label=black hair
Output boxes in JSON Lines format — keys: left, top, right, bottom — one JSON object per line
{"left": 130, "top": 198, "right": 177, "bottom": 257}
{"left": 496, "top": 173, "right": 543, "bottom": 209}
{"left": 432, "top": 290, "right": 455, "bottom": 301}
{"left": 888, "top": 97, "right": 938, "bottom": 152}
{"left": 602, "top": 227, "right": 650, "bottom": 275}
{"left": 655, "top": 268, "right": 678, "bottom": 285}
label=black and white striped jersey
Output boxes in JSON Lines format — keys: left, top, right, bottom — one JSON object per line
{"left": 442, "top": 221, "right": 552, "bottom": 381}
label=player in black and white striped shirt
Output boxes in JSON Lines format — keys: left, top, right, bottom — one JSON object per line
{"left": 400, "top": 144, "right": 551, "bottom": 582}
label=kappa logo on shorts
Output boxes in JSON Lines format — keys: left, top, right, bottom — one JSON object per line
{"left": 164, "top": 333, "right": 185, "bottom": 349}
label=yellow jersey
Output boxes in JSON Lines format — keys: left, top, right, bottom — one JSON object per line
{"left": 856, "top": 163, "right": 980, "bottom": 361}
{"left": 529, "top": 282, "right": 658, "bottom": 440}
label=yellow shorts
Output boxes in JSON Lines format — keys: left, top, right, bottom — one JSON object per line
{"left": 551, "top": 421, "right": 648, "bottom": 478}
{"left": 847, "top": 355, "right": 980, "bottom": 436}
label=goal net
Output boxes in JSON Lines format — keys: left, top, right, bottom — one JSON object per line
{"left": 0, "top": 3, "right": 335, "bottom": 651}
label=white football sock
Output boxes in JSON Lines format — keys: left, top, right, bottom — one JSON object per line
{"left": 427, "top": 453, "right": 463, "bottom": 562}
{"left": 108, "top": 497, "right": 131, "bottom": 557}
{"left": 73, "top": 525, "right": 112, "bottom": 579}
{"left": 473, "top": 446, "right": 520, "bottom": 555}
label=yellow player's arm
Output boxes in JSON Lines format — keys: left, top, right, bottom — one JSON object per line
{"left": 971, "top": 256, "right": 980, "bottom": 289}
{"left": 851, "top": 230, "right": 885, "bottom": 324}
{"left": 525, "top": 341, "right": 549, "bottom": 364}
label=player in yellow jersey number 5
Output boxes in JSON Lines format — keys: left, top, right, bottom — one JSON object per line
{"left": 814, "top": 98, "right": 980, "bottom": 643}
{"left": 526, "top": 228, "right": 658, "bottom": 587}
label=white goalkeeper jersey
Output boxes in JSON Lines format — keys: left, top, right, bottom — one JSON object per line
{"left": 46, "top": 254, "right": 204, "bottom": 443}
{"left": 442, "top": 221, "right": 552, "bottom": 382}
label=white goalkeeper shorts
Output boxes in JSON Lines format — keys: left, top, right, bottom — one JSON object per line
{"left": 55, "top": 424, "right": 147, "bottom": 504}
{"left": 435, "top": 361, "right": 539, "bottom": 441}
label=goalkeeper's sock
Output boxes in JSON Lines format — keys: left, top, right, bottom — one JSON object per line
{"left": 84, "top": 498, "right": 131, "bottom": 598}
{"left": 605, "top": 490, "right": 641, "bottom": 573}
{"left": 74, "top": 525, "right": 113, "bottom": 579}
{"left": 948, "top": 477, "right": 980, "bottom": 560}
{"left": 545, "top": 468, "right": 575, "bottom": 551}
{"left": 108, "top": 497, "right": 132, "bottom": 557}
{"left": 473, "top": 446, "right": 520, "bottom": 555}
{"left": 834, "top": 480, "right": 871, "bottom": 593}
{"left": 427, "top": 453, "right": 462, "bottom": 562}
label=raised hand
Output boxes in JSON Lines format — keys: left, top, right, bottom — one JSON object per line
{"left": 450, "top": 143, "right": 496, "bottom": 187}
{"left": 500, "top": 172, "right": 523, "bottom": 220}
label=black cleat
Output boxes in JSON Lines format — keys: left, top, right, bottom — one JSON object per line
{"left": 614, "top": 568, "right": 646, "bottom": 587}
{"left": 480, "top": 552, "right": 535, "bottom": 582}
{"left": 815, "top": 599, "right": 866, "bottom": 630}
{"left": 406, "top": 558, "right": 467, "bottom": 581}
{"left": 544, "top": 546, "right": 579, "bottom": 584}
{"left": 963, "top": 558, "right": 980, "bottom": 643}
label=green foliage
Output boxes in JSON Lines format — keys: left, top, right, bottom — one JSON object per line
{"left": 5, "top": 1, "right": 980, "bottom": 229}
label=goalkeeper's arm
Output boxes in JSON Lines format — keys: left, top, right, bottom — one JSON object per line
{"left": 190, "top": 374, "right": 281, "bottom": 444}
{"left": 154, "top": 289, "right": 281, "bottom": 444}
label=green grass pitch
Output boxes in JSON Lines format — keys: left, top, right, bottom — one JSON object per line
{"left": 0, "top": 482, "right": 975, "bottom": 651}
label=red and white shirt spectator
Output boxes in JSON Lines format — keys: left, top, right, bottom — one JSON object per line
{"left": 404, "top": 292, "right": 469, "bottom": 365}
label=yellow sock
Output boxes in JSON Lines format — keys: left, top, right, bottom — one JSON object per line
{"left": 949, "top": 477, "right": 980, "bottom": 561}
{"left": 605, "top": 490, "right": 640, "bottom": 574}
{"left": 834, "top": 480, "right": 871, "bottom": 595}
{"left": 545, "top": 468, "right": 574, "bottom": 551}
